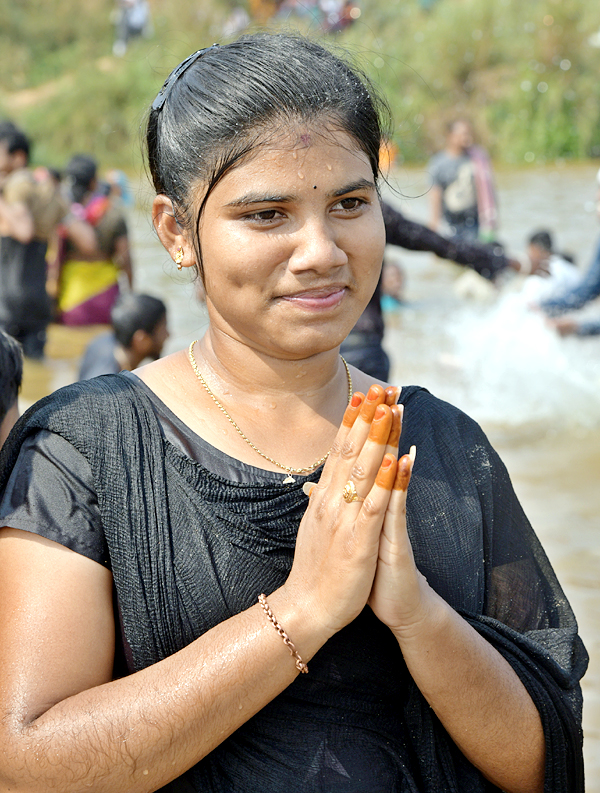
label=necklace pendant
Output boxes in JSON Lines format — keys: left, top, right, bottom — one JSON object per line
{"left": 282, "top": 475, "right": 296, "bottom": 484}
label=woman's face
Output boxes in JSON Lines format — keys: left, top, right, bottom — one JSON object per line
{"left": 195, "top": 129, "right": 385, "bottom": 360}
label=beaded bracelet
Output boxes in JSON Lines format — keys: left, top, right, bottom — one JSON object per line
{"left": 258, "top": 593, "right": 309, "bottom": 674}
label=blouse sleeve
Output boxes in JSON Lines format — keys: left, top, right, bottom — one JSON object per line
{"left": 0, "top": 429, "right": 110, "bottom": 567}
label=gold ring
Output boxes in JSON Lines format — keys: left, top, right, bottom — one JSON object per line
{"left": 342, "top": 481, "right": 364, "bottom": 503}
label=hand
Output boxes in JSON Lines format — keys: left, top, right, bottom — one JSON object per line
{"left": 547, "top": 316, "right": 579, "bottom": 337}
{"left": 283, "top": 385, "right": 402, "bottom": 639}
{"left": 368, "top": 447, "right": 441, "bottom": 639}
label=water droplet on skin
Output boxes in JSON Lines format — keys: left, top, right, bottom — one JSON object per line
{"left": 298, "top": 172, "right": 304, "bottom": 179}
{"left": 326, "top": 164, "right": 332, "bottom": 170}
{"left": 269, "top": 403, "right": 277, "bottom": 409}
{"left": 292, "top": 150, "right": 298, "bottom": 159}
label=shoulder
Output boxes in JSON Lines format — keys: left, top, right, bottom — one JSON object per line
{"left": 1, "top": 375, "right": 149, "bottom": 468}
{"left": 2, "top": 169, "right": 34, "bottom": 204}
{"left": 399, "top": 386, "right": 491, "bottom": 454}
{"left": 400, "top": 385, "right": 477, "bottom": 425}
{"left": 427, "top": 151, "right": 459, "bottom": 184}
{"left": 427, "top": 151, "right": 445, "bottom": 174}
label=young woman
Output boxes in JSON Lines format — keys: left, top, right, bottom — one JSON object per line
{"left": 0, "top": 33, "right": 586, "bottom": 793}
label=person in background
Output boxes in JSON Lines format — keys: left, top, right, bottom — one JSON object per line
{"left": 538, "top": 169, "right": 600, "bottom": 320}
{"left": 0, "top": 124, "right": 96, "bottom": 359}
{"left": 518, "top": 229, "right": 579, "bottom": 305}
{"left": 428, "top": 119, "right": 498, "bottom": 242}
{"left": 380, "top": 259, "right": 406, "bottom": 314}
{"left": 0, "top": 329, "right": 22, "bottom": 448}
{"left": 54, "top": 154, "right": 133, "bottom": 326}
{"left": 341, "top": 200, "right": 517, "bottom": 380}
{"left": 78, "top": 293, "right": 168, "bottom": 380}
{"left": 113, "top": 0, "right": 151, "bottom": 56}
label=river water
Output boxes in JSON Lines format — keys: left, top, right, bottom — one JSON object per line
{"left": 19, "top": 163, "right": 600, "bottom": 788}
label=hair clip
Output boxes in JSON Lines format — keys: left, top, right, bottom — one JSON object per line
{"left": 152, "top": 44, "right": 219, "bottom": 112}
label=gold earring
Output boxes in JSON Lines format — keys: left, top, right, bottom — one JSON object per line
{"left": 174, "top": 247, "right": 184, "bottom": 270}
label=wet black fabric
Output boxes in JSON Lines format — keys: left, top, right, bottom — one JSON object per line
{"left": 381, "top": 201, "right": 508, "bottom": 281}
{"left": 0, "top": 374, "right": 587, "bottom": 792}
{"left": 0, "top": 373, "right": 299, "bottom": 568}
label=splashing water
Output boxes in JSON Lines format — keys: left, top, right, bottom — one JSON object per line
{"left": 443, "top": 294, "right": 600, "bottom": 430}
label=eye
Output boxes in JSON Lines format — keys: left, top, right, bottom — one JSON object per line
{"left": 244, "top": 208, "right": 283, "bottom": 223}
{"left": 335, "top": 197, "right": 366, "bottom": 212}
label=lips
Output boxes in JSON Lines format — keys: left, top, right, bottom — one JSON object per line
{"left": 279, "top": 286, "right": 347, "bottom": 310}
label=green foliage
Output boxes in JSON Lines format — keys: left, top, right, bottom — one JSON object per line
{"left": 339, "top": 0, "right": 600, "bottom": 163}
{"left": 1, "top": 0, "right": 599, "bottom": 169}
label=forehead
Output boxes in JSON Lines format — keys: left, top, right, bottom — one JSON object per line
{"left": 216, "top": 129, "right": 372, "bottom": 189}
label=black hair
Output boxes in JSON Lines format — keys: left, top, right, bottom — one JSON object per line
{"left": 64, "top": 154, "right": 97, "bottom": 204}
{"left": 0, "top": 122, "right": 30, "bottom": 162}
{"left": 528, "top": 230, "right": 553, "bottom": 252}
{"left": 146, "top": 32, "right": 391, "bottom": 280}
{"left": 111, "top": 293, "right": 167, "bottom": 348}
{"left": 0, "top": 330, "right": 23, "bottom": 425}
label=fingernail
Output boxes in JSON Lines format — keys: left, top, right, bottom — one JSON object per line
{"left": 366, "top": 385, "right": 381, "bottom": 401}
{"left": 385, "top": 386, "right": 400, "bottom": 403}
{"left": 351, "top": 393, "right": 362, "bottom": 408}
{"left": 374, "top": 404, "right": 386, "bottom": 420}
{"left": 381, "top": 454, "right": 394, "bottom": 469}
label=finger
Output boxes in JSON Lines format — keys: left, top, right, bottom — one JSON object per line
{"left": 319, "top": 385, "right": 387, "bottom": 492}
{"left": 356, "top": 454, "right": 397, "bottom": 528}
{"left": 312, "top": 392, "right": 365, "bottom": 497}
{"left": 393, "top": 446, "right": 416, "bottom": 494}
{"left": 382, "top": 446, "right": 416, "bottom": 530}
{"left": 334, "top": 404, "right": 395, "bottom": 505}
{"left": 302, "top": 481, "right": 316, "bottom": 498}
{"left": 384, "top": 404, "right": 403, "bottom": 458}
{"left": 342, "top": 392, "right": 366, "bottom": 429}
{"left": 384, "top": 386, "right": 401, "bottom": 407}
{"left": 351, "top": 452, "right": 398, "bottom": 534}
{"left": 374, "top": 452, "right": 398, "bottom": 489}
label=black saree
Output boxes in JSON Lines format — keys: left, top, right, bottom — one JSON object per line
{"left": 0, "top": 374, "right": 587, "bottom": 792}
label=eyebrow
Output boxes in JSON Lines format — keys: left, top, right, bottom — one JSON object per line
{"left": 225, "top": 178, "right": 377, "bottom": 208}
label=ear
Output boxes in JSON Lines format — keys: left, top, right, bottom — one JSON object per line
{"left": 130, "top": 328, "right": 151, "bottom": 356}
{"left": 152, "top": 194, "right": 196, "bottom": 269}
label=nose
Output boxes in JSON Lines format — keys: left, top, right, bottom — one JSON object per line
{"left": 287, "top": 217, "right": 348, "bottom": 275}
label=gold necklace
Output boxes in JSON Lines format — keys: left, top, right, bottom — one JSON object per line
{"left": 188, "top": 341, "right": 353, "bottom": 482}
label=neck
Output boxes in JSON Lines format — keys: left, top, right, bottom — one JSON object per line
{"left": 195, "top": 327, "right": 348, "bottom": 413}
{"left": 114, "top": 344, "right": 142, "bottom": 372}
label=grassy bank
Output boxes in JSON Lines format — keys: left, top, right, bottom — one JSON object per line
{"left": 1, "top": 0, "right": 599, "bottom": 172}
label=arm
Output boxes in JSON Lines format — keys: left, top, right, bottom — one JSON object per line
{"left": 63, "top": 216, "right": 100, "bottom": 259}
{"left": 541, "top": 235, "right": 600, "bottom": 315}
{"left": 0, "top": 197, "right": 34, "bottom": 243}
{"left": 368, "top": 458, "right": 545, "bottom": 793}
{"left": 429, "top": 183, "right": 443, "bottom": 232}
{"left": 549, "top": 315, "right": 600, "bottom": 336}
{"left": 0, "top": 388, "right": 400, "bottom": 792}
{"left": 112, "top": 234, "right": 133, "bottom": 287}
{"left": 381, "top": 201, "right": 509, "bottom": 280}
{"left": 0, "top": 529, "right": 325, "bottom": 793}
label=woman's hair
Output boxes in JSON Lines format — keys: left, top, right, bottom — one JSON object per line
{"left": 146, "top": 32, "right": 391, "bottom": 280}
